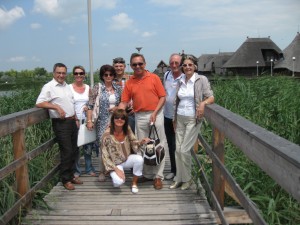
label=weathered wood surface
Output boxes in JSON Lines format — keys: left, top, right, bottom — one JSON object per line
{"left": 23, "top": 157, "right": 217, "bottom": 225}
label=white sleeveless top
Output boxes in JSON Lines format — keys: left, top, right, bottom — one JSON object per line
{"left": 69, "top": 84, "right": 90, "bottom": 120}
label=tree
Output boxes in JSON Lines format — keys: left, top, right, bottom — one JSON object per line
{"left": 33, "top": 67, "right": 47, "bottom": 77}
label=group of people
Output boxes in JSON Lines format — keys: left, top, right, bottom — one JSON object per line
{"left": 35, "top": 53, "right": 214, "bottom": 193}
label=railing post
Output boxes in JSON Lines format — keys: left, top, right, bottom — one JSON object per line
{"left": 12, "top": 129, "right": 30, "bottom": 207}
{"left": 212, "top": 127, "right": 225, "bottom": 209}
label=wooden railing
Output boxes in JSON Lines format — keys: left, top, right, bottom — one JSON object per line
{"left": 0, "top": 105, "right": 299, "bottom": 225}
{"left": 192, "top": 104, "right": 300, "bottom": 225}
{"left": 0, "top": 108, "right": 59, "bottom": 225}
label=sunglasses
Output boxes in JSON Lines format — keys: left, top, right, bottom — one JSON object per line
{"left": 114, "top": 60, "right": 125, "bottom": 64}
{"left": 131, "top": 62, "right": 144, "bottom": 67}
{"left": 74, "top": 72, "right": 85, "bottom": 76}
{"left": 114, "top": 116, "right": 125, "bottom": 120}
{"left": 104, "top": 73, "right": 113, "bottom": 77}
{"left": 182, "top": 63, "right": 194, "bottom": 68}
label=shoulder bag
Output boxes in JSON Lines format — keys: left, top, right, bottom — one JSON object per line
{"left": 143, "top": 124, "right": 165, "bottom": 166}
{"left": 77, "top": 111, "right": 96, "bottom": 147}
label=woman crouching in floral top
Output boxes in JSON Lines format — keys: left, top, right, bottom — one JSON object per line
{"left": 101, "top": 109, "right": 149, "bottom": 194}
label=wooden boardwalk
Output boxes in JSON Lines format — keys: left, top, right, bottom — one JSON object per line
{"left": 23, "top": 156, "right": 217, "bottom": 225}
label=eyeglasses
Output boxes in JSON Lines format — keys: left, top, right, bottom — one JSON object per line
{"left": 104, "top": 73, "right": 113, "bottom": 77}
{"left": 182, "top": 63, "right": 194, "bottom": 68}
{"left": 131, "top": 62, "right": 144, "bottom": 67}
{"left": 170, "top": 61, "right": 180, "bottom": 65}
{"left": 55, "top": 71, "right": 66, "bottom": 75}
{"left": 114, "top": 116, "right": 125, "bottom": 120}
{"left": 74, "top": 72, "right": 85, "bottom": 76}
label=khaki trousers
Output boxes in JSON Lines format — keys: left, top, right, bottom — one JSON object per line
{"left": 135, "top": 109, "right": 166, "bottom": 179}
{"left": 174, "top": 114, "right": 201, "bottom": 183}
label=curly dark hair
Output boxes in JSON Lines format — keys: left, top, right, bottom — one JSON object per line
{"left": 99, "top": 64, "right": 116, "bottom": 82}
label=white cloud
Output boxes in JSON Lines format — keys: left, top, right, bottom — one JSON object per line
{"left": 68, "top": 36, "right": 76, "bottom": 45}
{"left": 109, "top": 13, "right": 133, "bottom": 31}
{"left": 0, "top": 6, "right": 25, "bottom": 30}
{"left": 8, "top": 56, "right": 26, "bottom": 62}
{"left": 142, "top": 31, "right": 156, "bottom": 38}
{"left": 30, "top": 23, "right": 42, "bottom": 29}
{"left": 32, "top": 0, "right": 117, "bottom": 22}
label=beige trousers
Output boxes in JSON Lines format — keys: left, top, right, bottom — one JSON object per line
{"left": 135, "top": 109, "right": 166, "bottom": 179}
{"left": 174, "top": 114, "right": 201, "bottom": 183}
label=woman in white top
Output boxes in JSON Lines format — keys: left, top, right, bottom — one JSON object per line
{"left": 70, "top": 65, "right": 96, "bottom": 178}
{"left": 170, "top": 55, "right": 214, "bottom": 190}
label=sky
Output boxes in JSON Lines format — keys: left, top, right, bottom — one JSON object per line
{"left": 0, "top": 0, "right": 299, "bottom": 73}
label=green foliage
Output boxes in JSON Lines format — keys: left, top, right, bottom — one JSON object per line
{"left": 198, "top": 76, "right": 300, "bottom": 225}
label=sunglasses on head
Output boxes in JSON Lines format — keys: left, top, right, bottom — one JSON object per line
{"left": 114, "top": 116, "right": 125, "bottom": 120}
{"left": 74, "top": 72, "right": 85, "bottom": 76}
{"left": 131, "top": 62, "right": 144, "bottom": 67}
{"left": 113, "top": 58, "right": 125, "bottom": 64}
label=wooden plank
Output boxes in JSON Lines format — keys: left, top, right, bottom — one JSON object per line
{"left": 205, "top": 104, "right": 300, "bottom": 202}
{"left": 0, "top": 108, "right": 49, "bottom": 137}
{"left": 213, "top": 207, "right": 252, "bottom": 224}
{"left": 212, "top": 127, "right": 225, "bottom": 209}
{"left": 23, "top": 157, "right": 218, "bottom": 225}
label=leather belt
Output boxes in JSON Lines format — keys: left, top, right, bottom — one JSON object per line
{"left": 52, "top": 115, "right": 76, "bottom": 121}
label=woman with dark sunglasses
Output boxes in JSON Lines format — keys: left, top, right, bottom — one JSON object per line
{"left": 101, "top": 109, "right": 149, "bottom": 193}
{"left": 86, "top": 64, "right": 122, "bottom": 182}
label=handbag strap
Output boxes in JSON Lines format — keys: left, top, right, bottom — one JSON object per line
{"left": 148, "top": 124, "right": 159, "bottom": 140}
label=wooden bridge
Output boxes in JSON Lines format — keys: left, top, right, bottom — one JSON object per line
{"left": 0, "top": 104, "right": 299, "bottom": 225}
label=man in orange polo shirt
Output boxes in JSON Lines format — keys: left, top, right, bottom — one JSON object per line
{"left": 119, "top": 53, "right": 166, "bottom": 190}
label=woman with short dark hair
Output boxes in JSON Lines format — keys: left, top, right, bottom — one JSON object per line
{"left": 86, "top": 64, "right": 122, "bottom": 182}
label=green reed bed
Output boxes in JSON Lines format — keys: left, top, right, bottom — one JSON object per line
{"left": 198, "top": 76, "right": 300, "bottom": 225}
{"left": 0, "top": 90, "right": 59, "bottom": 223}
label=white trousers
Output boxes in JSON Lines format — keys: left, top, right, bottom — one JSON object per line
{"left": 135, "top": 109, "right": 166, "bottom": 179}
{"left": 174, "top": 114, "right": 201, "bottom": 183}
{"left": 110, "top": 154, "right": 143, "bottom": 187}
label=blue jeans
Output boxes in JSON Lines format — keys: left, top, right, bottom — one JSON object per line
{"left": 74, "top": 143, "right": 96, "bottom": 176}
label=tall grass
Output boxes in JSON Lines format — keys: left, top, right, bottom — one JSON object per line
{"left": 199, "top": 75, "right": 300, "bottom": 225}
{"left": 0, "top": 89, "right": 59, "bottom": 223}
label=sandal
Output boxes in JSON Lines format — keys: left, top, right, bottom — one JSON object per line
{"left": 98, "top": 173, "right": 106, "bottom": 182}
{"left": 131, "top": 185, "right": 139, "bottom": 194}
{"left": 88, "top": 172, "right": 97, "bottom": 177}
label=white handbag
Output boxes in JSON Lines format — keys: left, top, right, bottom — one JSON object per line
{"left": 77, "top": 111, "right": 96, "bottom": 147}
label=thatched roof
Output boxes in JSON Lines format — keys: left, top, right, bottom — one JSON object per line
{"left": 274, "top": 32, "right": 300, "bottom": 72}
{"left": 223, "top": 37, "right": 283, "bottom": 68}
{"left": 198, "top": 54, "right": 217, "bottom": 71}
{"left": 204, "top": 52, "right": 234, "bottom": 72}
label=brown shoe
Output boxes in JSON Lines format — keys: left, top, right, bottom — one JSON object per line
{"left": 71, "top": 178, "right": 83, "bottom": 184}
{"left": 63, "top": 182, "right": 75, "bottom": 190}
{"left": 153, "top": 178, "right": 163, "bottom": 190}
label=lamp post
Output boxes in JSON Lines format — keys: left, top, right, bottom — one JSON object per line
{"left": 136, "top": 47, "right": 142, "bottom": 53}
{"left": 270, "top": 59, "right": 273, "bottom": 76}
{"left": 292, "top": 56, "right": 296, "bottom": 77}
{"left": 256, "top": 61, "right": 259, "bottom": 76}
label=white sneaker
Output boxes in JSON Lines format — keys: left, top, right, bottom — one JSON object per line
{"left": 165, "top": 173, "right": 175, "bottom": 180}
{"left": 131, "top": 185, "right": 139, "bottom": 194}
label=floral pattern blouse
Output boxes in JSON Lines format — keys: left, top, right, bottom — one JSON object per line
{"left": 101, "top": 126, "right": 142, "bottom": 172}
{"left": 88, "top": 82, "right": 122, "bottom": 144}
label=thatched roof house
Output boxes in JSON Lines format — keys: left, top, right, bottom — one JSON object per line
{"left": 153, "top": 60, "right": 168, "bottom": 78}
{"left": 198, "top": 52, "right": 234, "bottom": 75}
{"left": 223, "top": 37, "right": 283, "bottom": 75}
{"left": 274, "top": 32, "right": 300, "bottom": 76}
